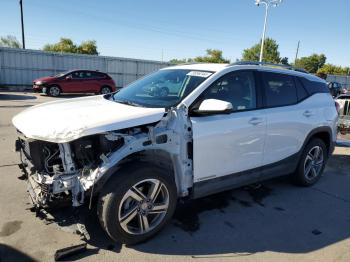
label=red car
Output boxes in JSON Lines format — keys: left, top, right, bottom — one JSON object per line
{"left": 33, "top": 70, "right": 117, "bottom": 97}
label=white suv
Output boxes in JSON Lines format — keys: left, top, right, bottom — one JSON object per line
{"left": 13, "top": 62, "right": 338, "bottom": 244}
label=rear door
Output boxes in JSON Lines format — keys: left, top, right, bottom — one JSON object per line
{"left": 83, "top": 71, "right": 100, "bottom": 92}
{"left": 260, "top": 71, "right": 315, "bottom": 177}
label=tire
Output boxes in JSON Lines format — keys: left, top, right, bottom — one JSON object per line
{"left": 100, "top": 86, "right": 112, "bottom": 95}
{"left": 97, "top": 162, "right": 177, "bottom": 245}
{"left": 292, "top": 138, "right": 327, "bottom": 186}
{"left": 47, "top": 85, "right": 61, "bottom": 97}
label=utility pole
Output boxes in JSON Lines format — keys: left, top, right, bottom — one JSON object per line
{"left": 19, "top": 0, "right": 25, "bottom": 49}
{"left": 294, "top": 40, "right": 300, "bottom": 64}
{"left": 161, "top": 49, "right": 164, "bottom": 62}
{"left": 255, "top": 0, "right": 283, "bottom": 62}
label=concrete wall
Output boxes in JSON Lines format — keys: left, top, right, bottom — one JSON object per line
{"left": 0, "top": 47, "right": 170, "bottom": 88}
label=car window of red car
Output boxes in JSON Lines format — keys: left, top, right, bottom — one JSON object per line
{"left": 71, "top": 71, "right": 85, "bottom": 79}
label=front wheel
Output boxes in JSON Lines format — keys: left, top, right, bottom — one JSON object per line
{"left": 100, "top": 86, "right": 112, "bottom": 95}
{"left": 97, "top": 163, "right": 177, "bottom": 244}
{"left": 47, "top": 85, "right": 61, "bottom": 97}
{"left": 293, "top": 138, "right": 327, "bottom": 186}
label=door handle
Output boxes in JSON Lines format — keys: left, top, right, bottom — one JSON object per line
{"left": 303, "top": 110, "right": 314, "bottom": 117}
{"left": 249, "top": 117, "right": 263, "bottom": 125}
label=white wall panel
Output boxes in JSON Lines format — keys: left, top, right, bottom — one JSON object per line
{"left": 0, "top": 47, "right": 170, "bottom": 87}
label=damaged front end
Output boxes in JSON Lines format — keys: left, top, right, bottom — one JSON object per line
{"left": 15, "top": 107, "right": 193, "bottom": 209}
{"left": 16, "top": 132, "right": 124, "bottom": 208}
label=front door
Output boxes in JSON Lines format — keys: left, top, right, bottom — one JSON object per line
{"left": 190, "top": 70, "right": 266, "bottom": 196}
{"left": 64, "top": 71, "right": 86, "bottom": 93}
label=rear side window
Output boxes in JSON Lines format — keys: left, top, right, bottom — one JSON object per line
{"left": 299, "top": 77, "right": 329, "bottom": 95}
{"left": 295, "top": 77, "right": 309, "bottom": 101}
{"left": 262, "top": 72, "right": 297, "bottom": 107}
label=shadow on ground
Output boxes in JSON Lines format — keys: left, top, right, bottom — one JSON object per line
{"left": 28, "top": 154, "right": 350, "bottom": 259}
{"left": 0, "top": 244, "right": 36, "bottom": 262}
{"left": 0, "top": 93, "right": 37, "bottom": 101}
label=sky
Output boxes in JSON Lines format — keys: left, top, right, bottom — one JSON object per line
{"left": 1, "top": 0, "right": 349, "bottom": 66}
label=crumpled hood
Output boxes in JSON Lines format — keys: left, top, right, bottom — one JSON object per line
{"left": 12, "top": 95, "right": 165, "bottom": 143}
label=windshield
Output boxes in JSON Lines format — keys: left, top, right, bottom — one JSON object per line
{"left": 112, "top": 69, "right": 213, "bottom": 108}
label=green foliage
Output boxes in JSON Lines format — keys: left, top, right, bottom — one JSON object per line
{"left": 43, "top": 38, "right": 98, "bottom": 55}
{"left": 317, "top": 64, "right": 350, "bottom": 76}
{"left": 170, "top": 49, "right": 229, "bottom": 65}
{"left": 193, "top": 49, "right": 230, "bottom": 63}
{"left": 169, "top": 58, "right": 193, "bottom": 64}
{"left": 0, "top": 35, "right": 21, "bottom": 48}
{"left": 294, "top": 54, "right": 326, "bottom": 73}
{"left": 77, "top": 40, "right": 98, "bottom": 55}
{"left": 242, "top": 38, "right": 281, "bottom": 63}
{"left": 280, "top": 57, "right": 289, "bottom": 65}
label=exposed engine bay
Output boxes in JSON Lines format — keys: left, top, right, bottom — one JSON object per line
{"left": 16, "top": 108, "right": 193, "bottom": 208}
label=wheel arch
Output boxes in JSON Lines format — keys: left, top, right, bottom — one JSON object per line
{"left": 93, "top": 149, "right": 179, "bottom": 196}
{"left": 48, "top": 83, "right": 62, "bottom": 89}
{"left": 301, "top": 126, "right": 334, "bottom": 158}
{"left": 47, "top": 84, "right": 62, "bottom": 93}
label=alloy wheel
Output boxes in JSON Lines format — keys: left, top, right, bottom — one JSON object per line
{"left": 304, "top": 146, "right": 324, "bottom": 181}
{"left": 101, "top": 87, "right": 111, "bottom": 94}
{"left": 49, "top": 86, "right": 60, "bottom": 96}
{"left": 118, "top": 179, "right": 169, "bottom": 235}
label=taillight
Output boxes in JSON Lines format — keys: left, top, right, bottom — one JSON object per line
{"left": 335, "top": 101, "right": 340, "bottom": 114}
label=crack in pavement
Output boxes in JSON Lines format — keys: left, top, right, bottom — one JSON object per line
{"left": 311, "top": 187, "right": 350, "bottom": 204}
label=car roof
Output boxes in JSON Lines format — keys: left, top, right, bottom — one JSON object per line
{"left": 164, "top": 63, "right": 228, "bottom": 72}
{"left": 163, "top": 63, "right": 324, "bottom": 83}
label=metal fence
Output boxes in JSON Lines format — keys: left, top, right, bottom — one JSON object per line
{"left": 0, "top": 47, "right": 170, "bottom": 88}
{"left": 326, "top": 75, "right": 350, "bottom": 90}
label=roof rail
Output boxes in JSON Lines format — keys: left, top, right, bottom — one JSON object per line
{"left": 229, "top": 61, "right": 309, "bottom": 74}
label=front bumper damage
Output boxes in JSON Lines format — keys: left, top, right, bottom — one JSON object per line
{"left": 16, "top": 107, "right": 193, "bottom": 209}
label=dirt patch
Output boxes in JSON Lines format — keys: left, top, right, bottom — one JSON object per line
{"left": 0, "top": 221, "right": 23, "bottom": 237}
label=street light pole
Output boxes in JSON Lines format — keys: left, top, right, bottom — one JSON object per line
{"left": 19, "top": 0, "right": 25, "bottom": 49}
{"left": 255, "top": 0, "right": 282, "bottom": 62}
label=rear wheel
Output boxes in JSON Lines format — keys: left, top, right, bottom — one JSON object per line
{"left": 100, "top": 86, "right": 112, "bottom": 94}
{"left": 293, "top": 138, "right": 327, "bottom": 186}
{"left": 97, "top": 163, "right": 177, "bottom": 244}
{"left": 48, "top": 85, "right": 61, "bottom": 97}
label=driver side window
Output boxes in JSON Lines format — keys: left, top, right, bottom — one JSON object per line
{"left": 200, "top": 71, "right": 257, "bottom": 111}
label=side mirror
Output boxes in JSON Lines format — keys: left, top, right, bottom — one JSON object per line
{"left": 65, "top": 75, "right": 72, "bottom": 80}
{"left": 195, "top": 99, "right": 233, "bottom": 115}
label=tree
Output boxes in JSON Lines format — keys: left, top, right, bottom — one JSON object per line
{"left": 317, "top": 64, "right": 350, "bottom": 76}
{"left": 294, "top": 54, "right": 326, "bottom": 73}
{"left": 43, "top": 38, "right": 98, "bottom": 55}
{"left": 0, "top": 35, "right": 21, "bottom": 48}
{"left": 193, "top": 49, "right": 230, "bottom": 63}
{"left": 77, "top": 40, "right": 98, "bottom": 55}
{"left": 169, "top": 58, "right": 193, "bottom": 64}
{"left": 242, "top": 38, "right": 281, "bottom": 63}
{"left": 170, "top": 49, "right": 229, "bottom": 64}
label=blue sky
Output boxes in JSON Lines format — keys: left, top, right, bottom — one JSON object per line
{"left": 1, "top": 0, "right": 349, "bottom": 66}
